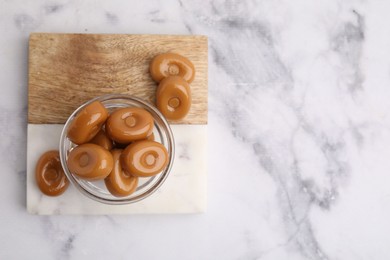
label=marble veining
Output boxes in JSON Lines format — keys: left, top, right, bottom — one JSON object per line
{"left": 2, "top": 0, "right": 390, "bottom": 259}
{"left": 44, "top": 4, "right": 65, "bottom": 15}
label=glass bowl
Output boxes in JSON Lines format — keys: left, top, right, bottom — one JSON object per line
{"left": 59, "top": 94, "right": 175, "bottom": 205}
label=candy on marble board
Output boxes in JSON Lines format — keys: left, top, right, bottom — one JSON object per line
{"left": 35, "top": 150, "right": 69, "bottom": 196}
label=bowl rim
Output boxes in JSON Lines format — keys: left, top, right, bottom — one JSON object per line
{"left": 59, "top": 94, "right": 175, "bottom": 205}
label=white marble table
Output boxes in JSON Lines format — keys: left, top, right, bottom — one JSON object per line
{"left": 2, "top": 0, "right": 390, "bottom": 259}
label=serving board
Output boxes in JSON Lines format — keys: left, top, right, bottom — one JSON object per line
{"left": 28, "top": 33, "right": 207, "bottom": 124}
{"left": 27, "top": 33, "right": 208, "bottom": 215}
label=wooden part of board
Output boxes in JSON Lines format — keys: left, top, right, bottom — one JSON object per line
{"left": 28, "top": 33, "right": 208, "bottom": 124}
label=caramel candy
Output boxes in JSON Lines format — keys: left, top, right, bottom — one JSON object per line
{"left": 67, "top": 101, "right": 108, "bottom": 145}
{"left": 90, "top": 129, "right": 113, "bottom": 150}
{"left": 145, "top": 132, "right": 155, "bottom": 141}
{"left": 35, "top": 150, "right": 69, "bottom": 196}
{"left": 121, "top": 140, "right": 169, "bottom": 177}
{"left": 156, "top": 76, "right": 191, "bottom": 120}
{"left": 104, "top": 149, "right": 138, "bottom": 197}
{"left": 67, "top": 143, "right": 113, "bottom": 181}
{"left": 150, "top": 53, "right": 195, "bottom": 83}
{"left": 105, "top": 107, "right": 154, "bottom": 143}
{"left": 113, "top": 132, "right": 155, "bottom": 150}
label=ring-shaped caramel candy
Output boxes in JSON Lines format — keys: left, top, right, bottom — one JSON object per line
{"left": 150, "top": 53, "right": 195, "bottom": 83}
{"left": 67, "top": 143, "right": 114, "bottom": 181}
{"left": 90, "top": 129, "right": 113, "bottom": 150}
{"left": 121, "top": 140, "right": 169, "bottom": 177}
{"left": 105, "top": 107, "right": 154, "bottom": 143}
{"left": 104, "top": 149, "right": 138, "bottom": 197}
{"left": 156, "top": 76, "right": 191, "bottom": 120}
{"left": 36, "top": 150, "right": 69, "bottom": 196}
{"left": 67, "top": 101, "right": 109, "bottom": 145}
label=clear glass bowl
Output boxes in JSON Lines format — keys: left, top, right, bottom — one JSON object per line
{"left": 59, "top": 94, "right": 175, "bottom": 205}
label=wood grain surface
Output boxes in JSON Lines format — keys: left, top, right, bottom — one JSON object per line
{"left": 28, "top": 33, "right": 208, "bottom": 124}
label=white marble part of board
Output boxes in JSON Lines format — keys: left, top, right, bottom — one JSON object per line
{"left": 27, "top": 124, "right": 207, "bottom": 214}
